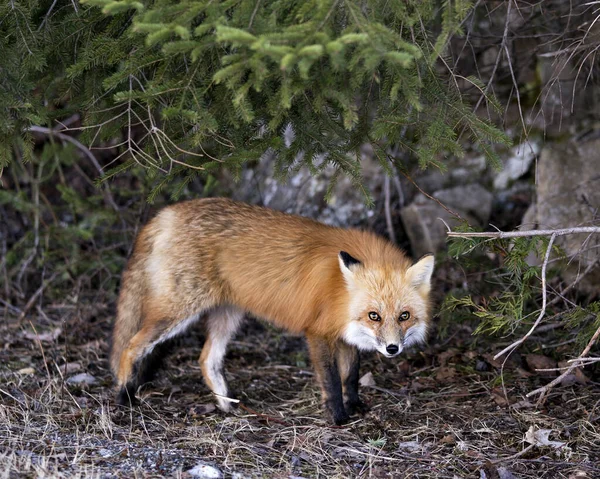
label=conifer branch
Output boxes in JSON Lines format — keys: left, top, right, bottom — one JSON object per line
{"left": 493, "top": 233, "right": 557, "bottom": 360}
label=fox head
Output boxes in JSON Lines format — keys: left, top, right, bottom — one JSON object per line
{"left": 338, "top": 251, "right": 434, "bottom": 358}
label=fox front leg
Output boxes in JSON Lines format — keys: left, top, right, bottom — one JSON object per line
{"left": 306, "top": 334, "right": 349, "bottom": 425}
{"left": 337, "top": 342, "right": 368, "bottom": 416}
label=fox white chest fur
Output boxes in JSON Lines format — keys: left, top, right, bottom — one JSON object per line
{"left": 110, "top": 198, "right": 434, "bottom": 424}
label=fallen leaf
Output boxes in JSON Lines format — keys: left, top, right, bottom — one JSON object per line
{"left": 439, "top": 434, "right": 455, "bottom": 445}
{"left": 438, "top": 348, "right": 461, "bottom": 367}
{"left": 557, "top": 361, "right": 588, "bottom": 386}
{"left": 490, "top": 387, "right": 513, "bottom": 407}
{"left": 17, "top": 367, "right": 35, "bottom": 375}
{"left": 397, "top": 441, "right": 422, "bottom": 452}
{"left": 524, "top": 426, "right": 566, "bottom": 449}
{"left": 525, "top": 354, "right": 557, "bottom": 376}
{"left": 189, "top": 404, "right": 216, "bottom": 416}
{"left": 511, "top": 399, "right": 535, "bottom": 410}
{"left": 435, "top": 367, "right": 457, "bottom": 381}
{"left": 359, "top": 372, "right": 376, "bottom": 387}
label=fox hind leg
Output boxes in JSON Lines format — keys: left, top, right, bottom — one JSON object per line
{"left": 199, "top": 306, "right": 244, "bottom": 412}
{"left": 116, "top": 312, "right": 201, "bottom": 406}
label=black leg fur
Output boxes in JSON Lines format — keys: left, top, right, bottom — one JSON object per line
{"left": 115, "top": 339, "right": 176, "bottom": 407}
{"left": 138, "top": 339, "right": 175, "bottom": 385}
{"left": 343, "top": 350, "right": 368, "bottom": 415}
{"left": 323, "top": 359, "right": 349, "bottom": 425}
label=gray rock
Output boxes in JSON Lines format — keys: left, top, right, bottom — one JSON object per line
{"left": 522, "top": 139, "right": 600, "bottom": 293}
{"left": 449, "top": 155, "right": 488, "bottom": 184}
{"left": 400, "top": 195, "right": 479, "bottom": 257}
{"left": 493, "top": 141, "right": 540, "bottom": 190}
{"left": 433, "top": 183, "right": 494, "bottom": 225}
{"left": 226, "top": 151, "right": 383, "bottom": 227}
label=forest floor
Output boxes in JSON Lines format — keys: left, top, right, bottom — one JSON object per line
{"left": 1, "top": 297, "right": 599, "bottom": 479}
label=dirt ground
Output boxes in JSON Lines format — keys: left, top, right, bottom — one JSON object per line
{"left": 1, "top": 298, "right": 599, "bottom": 479}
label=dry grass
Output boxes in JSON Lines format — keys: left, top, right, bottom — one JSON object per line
{"left": 1, "top": 305, "right": 599, "bottom": 479}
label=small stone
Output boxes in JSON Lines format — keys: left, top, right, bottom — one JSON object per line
{"left": 187, "top": 463, "right": 223, "bottom": 479}
{"left": 66, "top": 373, "right": 97, "bottom": 386}
{"left": 17, "top": 367, "right": 35, "bottom": 375}
{"left": 359, "top": 372, "right": 376, "bottom": 387}
{"left": 99, "top": 448, "right": 112, "bottom": 458}
{"left": 475, "top": 360, "right": 489, "bottom": 372}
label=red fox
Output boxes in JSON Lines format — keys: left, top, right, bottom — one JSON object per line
{"left": 110, "top": 198, "right": 434, "bottom": 424}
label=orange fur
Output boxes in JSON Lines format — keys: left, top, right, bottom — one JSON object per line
{"left": 110, "top": 198, "right": 434, "bottom": 423}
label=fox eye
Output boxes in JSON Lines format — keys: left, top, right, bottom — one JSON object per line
{"left": 368, "top": 311, "right": 381, "bottom": 322}
{"left": 399, "top": 311, "right": 410, "bottom": 321}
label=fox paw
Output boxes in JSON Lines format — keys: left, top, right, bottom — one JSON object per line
{"left": 215, "top": 392, "right": 239, "bottom": 412}
{"left": 326, "top": 401, "right": 350, "bottom": 425}
{"left": 345, "top": 399, "right": 369, "bottom": 416}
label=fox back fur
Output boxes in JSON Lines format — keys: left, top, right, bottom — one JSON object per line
{"left": 111, "top": 198, "right": 434, "bottom": 424}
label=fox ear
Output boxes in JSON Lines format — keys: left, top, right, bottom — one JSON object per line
{"left": 406, "top": 254, "right": 434, "bottom": 289}
{"left": 339, "top": 251, "right": 361, "bottom": 282}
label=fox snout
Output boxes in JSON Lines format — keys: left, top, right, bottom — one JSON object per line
{"left": 377, "top": 320, "right": 428, "bottom": 358}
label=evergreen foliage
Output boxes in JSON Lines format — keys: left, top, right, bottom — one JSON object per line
{"left": 2, "top": 0, "right": 509, "bottom": 197}
{"left": 443, "top": 235, "right": 600, "bottom": 357}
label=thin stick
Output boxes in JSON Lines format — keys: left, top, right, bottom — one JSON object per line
{"left": 448, "top": 227, "right": 600, "bottom": 239}
{"left": 17, "top": 272, "right": 59, "bottom": 323}
{"left": 384, "top": 175, "right": 397, "bottom": 244}
{"left": 27, "top": 126, "right": 120, "bottom": 212}
{"left": 527, "top": 321, "right": 600, "bottom": 398}
{"left": 398, "top": 169, "right": 464, "bottom": 221}
{"left": 493, "top": 233, "right": 556, "bottom": 360}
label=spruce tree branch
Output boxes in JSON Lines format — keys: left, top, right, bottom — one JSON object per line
{"left": 493, "top": 233, "right": 556, "bottom": 360}
{"left": 526, "top": 319, "right": 600, "bottom": 399}
{"left": 447, "top": 227, "right": 600, "bottom": 239}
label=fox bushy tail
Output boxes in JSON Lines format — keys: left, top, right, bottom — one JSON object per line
{"left": 110, "top": 261, "right": 146, "bottom": 377}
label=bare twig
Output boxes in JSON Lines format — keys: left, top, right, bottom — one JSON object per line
{"left": 493, "top": 233, "right": 556, "bottom": 360}
{"left": 490, "top": 444, "right": 535, "bottom": 465}
{"left": 398, "top": 169, "right": 465, "bottom": 221}
{"left": 17, "top": 272, "right": 59, "bottom": 324}
{"left": 527, "top": 320, "right": 600, "bottom": 398}
{"left": 384, "top": 175, "right": 397, "bottom": 244}
{"left": 471, "top": 0, "right": 513, "bottom": 114}
{"left": 26, "top": 126, "right": 120, "bottom": 212}
{"left": 448, "top": 226, "right": 600, "bottom": 239}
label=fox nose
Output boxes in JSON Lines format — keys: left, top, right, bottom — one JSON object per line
{"left": 386, "top": 344, "right": 399, "bottom": 355}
